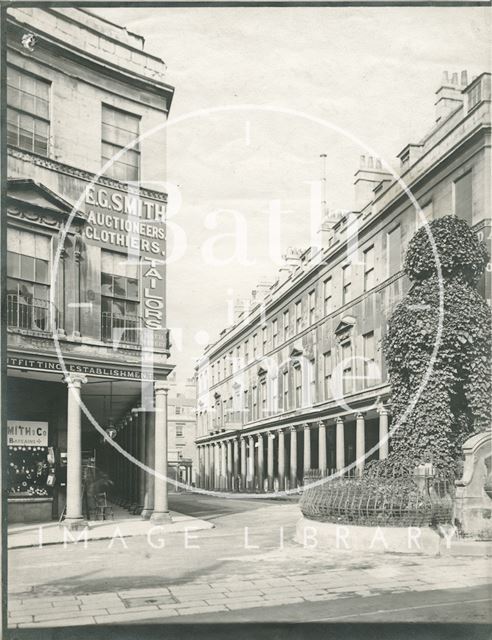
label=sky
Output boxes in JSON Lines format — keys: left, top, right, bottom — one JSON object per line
{"left": 92, "top": 6, "right": 490, "bottom": 386}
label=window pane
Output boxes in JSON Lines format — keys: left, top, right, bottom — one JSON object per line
{"left": 101, "top": 296, "right": 112, "bottom": 313}
{"left": 112, "top": 275, "right": 126, "bottom": 298}
{"left": 20, "top": 255, "right": 35, "bottom": 281}
{"left": 387, "top": 226, "right": 401, "bottom": 276}
{"left": 125, "top": 301, "right": 138, "bottom": 316}
{"left": 33, "top": 284, "right": 48, "bottom": 300}
{"left": 127, "top": 278, "right": 138, "bottom": 299}
{"left": 454, "top": 171, "right": 472, "bottom": 224}
{"left": 18, "top": 281, "right": 33, "bottom": 301}
{"left": 35, "top": 258, "right": 49, "bottom": 283}
{"left": 7, "top": 252, "right": 20, "bottom": 278}
{"left": 34, "top": 233, "right": 50, "bottom": 260}
{"left": 101, "top": 272, "right": 113, "bottom": 297}
{"left": 101, "top": 251, "right": 114, "bottom": 274}
{"left": 112, "top": 299, "right": 125, "bottom": 316}
{"left": 7, "top": 278, "right": 18, "bottom": 296}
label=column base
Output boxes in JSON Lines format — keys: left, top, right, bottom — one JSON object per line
{"left": 60, "top": 517, "right": 88, "bottom": 531}
{"left": 141, "top": 508, "right": 154, "bottom": 519}
{"left": 150, "top": 510, "right": 172, "bottom": 524}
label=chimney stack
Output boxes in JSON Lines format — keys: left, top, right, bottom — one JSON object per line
{"left": 435, "top": 70, "right": 468, "bottom": 123}
{"left": 353, "top": 155, "right": 392, "bottom": 211}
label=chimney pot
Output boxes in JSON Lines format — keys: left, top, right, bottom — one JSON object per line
{"left": 376, "top": 158, "right": 382, "bottom": 170}
{"left": 360, "top": 155, "right": 366, "bottom": 168}
{"left": 461, "top": 70, "right": 468, "bottom": 86}
{"left": 451, "top": 72, "right": 458, "bottom": 85}
{"left": 367, "top": 156, "right": 374, "bottom": 168}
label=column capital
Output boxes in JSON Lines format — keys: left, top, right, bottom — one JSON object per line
{"left": 336, "top": 416, "right": 344, "bottom": 424}
{"left": 154, "top": 381, "right": 169, "bottom": 394}
{"left": 277, "top": 427, "right": 285, "bottom": 436}
{"left": 356, "top": 412, "right": 365, "bottom": 420}
{"left": 63, "top": 373, "right": 87, "bottom": 387}
{"left": 289, "top": 425, "right": 297, "bottom": 433}
{"left": 378, "top": 406, "right": 389, "bottom": 416}
{"left": 268, "top": 431, "right": 275, "bottom": 439}
{"left": 303, "top": 423, "right": 310, "bottom": 430}
{"left": 317, "top": 420, "right": 326, "bottom": 429}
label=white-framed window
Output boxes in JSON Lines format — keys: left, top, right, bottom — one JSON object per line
{"left": 244, "top": 339, "right": 249, "bottom": 363}
{"left": 294, "top": 365, "right": 302, "bottom": 407}
{"left": 272, "top": 318, "right": 279, "bottom": 347}
{"left": 252, "top": 385, "right": 258, "bottom": 420}
{"left": 7, "top": 66, "right": 50, "bottom": 156}
{"left": 453, "top": 171, "right": 473, "bottom": 225}
{"left": 295, "top": 300, "right": 302, "bottom": 332}
{"left": 101, "top": 251, "right": 139, "bottom": 344}
{"left": 176, "top": 423, "right": 185, "bottom": 437}
{"left": 282, "top": 370, "right": 289, "bottom": 410}
{"left": 283, "top": 309, "right": 290, "bottom": 340}
{"left": 386, "top": 225, "right": 402, "bottom": 277}
{"left": 262, "top": 326, "right": 268, "bottom": 354}
{"left": 101, "top": 104, "right": 140, "bottom": 182}
{"left": 323, "top": 276, "right": 332, "bottom": 315}
{"left": 308, "top": 289, "right": 316, "bottom": 325}
{"left": 363, "top": 245, "right": 375, "bottom": 292}
{"left": 260, "top": 380, "right": 267, "bottom": 415}
{"left": 341, "top": 341, "right": 353, "bottom": 395}
{"left": 7, "top": 228, "right": 51, "bottom": 332}
{"left": 342, "top": 264, "right": 352, "bottom": 304}
{"left": 323, "top": 351, "right": 332, "bottom": 400}
{"left": 363, "top": 331, "right": 377, "bottom": 387}
{"left": 253, "top": 333, "right": 258, "bottom": 359}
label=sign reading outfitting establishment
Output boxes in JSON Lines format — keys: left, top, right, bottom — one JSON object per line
{"left": 8, "top": 421, "right": 48, "bottom": 447}
{"left": 83, "top": 183, "right": 167, "bottom": 335}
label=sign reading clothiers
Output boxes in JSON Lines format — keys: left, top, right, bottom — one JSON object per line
{"left": 83, "top": 184, "right": 167, "bottom": 334}
{"left": 8, "top": 421, "right": 48, "bottom": 447}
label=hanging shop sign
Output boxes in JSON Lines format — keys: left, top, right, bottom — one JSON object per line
{"left": 7, "top": 421, "right": 48, "bottom": 447}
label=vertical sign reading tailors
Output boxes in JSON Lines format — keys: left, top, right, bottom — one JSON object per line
{"left": 83, "top": 184, "right": 167, "bottom": 342}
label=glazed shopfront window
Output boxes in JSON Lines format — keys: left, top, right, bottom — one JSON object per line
{"left": 7, "top": 228, "right": 51, "bottom": 332}
{"left": 101, "top": 251, "right": 140, "bottom": 345}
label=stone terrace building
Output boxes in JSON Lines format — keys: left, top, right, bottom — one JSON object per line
{"left": 6, "top": 8, "right": 175, "bottom": 525}
{"left": 167, "top": 374, "right": 197, "bottom": 487}
{"left": 195, "top": 71, "right": 491, "bottom": 493}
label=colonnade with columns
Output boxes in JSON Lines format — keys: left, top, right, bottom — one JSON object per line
{"left": 63, "top": 374, "right": 171, "bottom": 529}
{"left": 196, "top": 408, "right": 389, "bottom": 493}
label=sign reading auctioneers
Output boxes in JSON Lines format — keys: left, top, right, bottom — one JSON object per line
{"left": 7, "top": 421, "right": 48, "bottom": 447}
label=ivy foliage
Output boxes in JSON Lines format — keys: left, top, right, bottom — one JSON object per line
{"left": 381, "top": 215, "right": 491, "bottom": 474}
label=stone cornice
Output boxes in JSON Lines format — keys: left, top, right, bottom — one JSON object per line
{"left": 8, "top": 147, "right": 168, "bottom": 203}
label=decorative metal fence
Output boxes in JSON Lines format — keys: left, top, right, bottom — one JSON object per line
{"left": 300, "top": 468, "right": 455, "bottom": 527}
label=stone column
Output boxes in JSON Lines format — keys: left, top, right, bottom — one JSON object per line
{"left": 63, "top": 373, "right": 87, "bottom": 529}
{"left": 267, "top": 432, "right": 274, "bottom": 491}
{"left": 240, "top": 437, "right": 247, "bottom": 490}
{"left": 318, "top": 421, "right": 327, "bottom": 474}
{"left": 221, "top": 441, "right": 227, "bottom": 490}
{"left": 278, "top": 429, "right": 285, "bottom": 491}
{"left": 204, "top": 444, "right": 210, "bottom": 489}
{"left": 210, "top": 443, "right": 215, "bottom": 489}
{"left": 336, "top": 417, "right": 345, "bottom": 471}
{"left": 141, "top": 410, "right": 155, "bottom": 519}
{"left": 303, "top": 424, "right": 311, "bottom": 476}
{"left": 214, "top": 443, "right": 220, "bottom": 489}
{"left": 257, "top": 434, "right": 264, "bottom": 491}
{"left": 356, "top": 413, "right": 365, "bottom": 476}
{"left": 226, "top": 440, "right": 233, "bottom": 490}
{"left": 247, "top": 435, "right": 255, "bottom": 490}
{"left": 233, "top": 438, "right": 239, "bottom": 491}
{"left": 290, "top": 426, "right": 298, "bottom": 489}
{"left": 379, "top": 408, "right": 389, "bottom": 460}
{"left": 151, "top": 382, "right": 171, "bottom": 523}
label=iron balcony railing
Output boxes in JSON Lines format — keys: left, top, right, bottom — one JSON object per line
{"left": 101, "top": 312, "right": 141, "bottom": 346}
{"left": 7, "top": 294, "right": 55, "bottom": 333}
